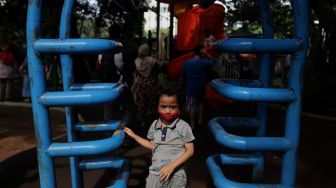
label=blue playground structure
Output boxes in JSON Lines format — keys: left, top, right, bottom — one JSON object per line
{"left": 202, "top": 0, "right": 310, "bottom": 188}
{"left": 26, "top": 0, "right": 130, "bottom": 187}
{"left": 27, "top": 0, "right": 309, "bottom": 187}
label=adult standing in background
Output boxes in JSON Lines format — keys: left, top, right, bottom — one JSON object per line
{"left": 19, "top": 57, "right": 31, "bottom": 102}
{"left": 131, "top": 43, "right": 167, "bottom": 127}
{"left": 0, "top": 44, "right": 17, "bottom": 101}
{"left": 181, "top": 45, "right": 216, "bottom": 130}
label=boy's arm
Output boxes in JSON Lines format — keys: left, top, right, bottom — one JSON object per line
{"left": 159, "top": 142, "right": 194, "bottom": 181}
{"left": 124, "top": 127, "right": 154, "bottom": 150}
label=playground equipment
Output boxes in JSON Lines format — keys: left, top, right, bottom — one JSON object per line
{"left": 176, "top": 3, "right": 226, "bottom": 50}
{"left": 27, "top": 1, "right": 130, "bottom": 187}
{"left": 203, "top": 0, "right": 310, "bottom": 188}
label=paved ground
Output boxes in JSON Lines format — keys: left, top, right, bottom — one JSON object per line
{"left": 0, "top": 102, "right": 67, "bottom": 162}
{"left": 0, "top": 102, "right": 336, "bottom": 188}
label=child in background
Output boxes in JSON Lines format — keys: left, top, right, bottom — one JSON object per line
{"left": 124, "top": 82, "right": 195, "bottom": 188}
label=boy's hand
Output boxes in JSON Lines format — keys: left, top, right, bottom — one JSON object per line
{"left": 123, "top": 127, "right": 136, "bottom": 138}
{"left": 159, "top": 163, "right": 176, "bottom": 181}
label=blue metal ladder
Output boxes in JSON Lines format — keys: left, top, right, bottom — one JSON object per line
{"left": 201, "top": 0, "right": 310, "bottom": 187}
{"left": 27, "top": 1, "right": 129, "bottom": 187}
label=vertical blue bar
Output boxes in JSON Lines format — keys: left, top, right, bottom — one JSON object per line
{"left": 282, "top": 0, "right": 309, "bottom": 187}
{"left": 252, "top": 0, "right": 274, "bottom": 181}
{"left": 27, "top": 0, "right": 56, "bottom": 187}
{"left": 59, "top": 0, "right": 83, "bottom": 187}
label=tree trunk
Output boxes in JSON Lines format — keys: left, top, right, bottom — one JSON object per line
{"left": 309, "top": 0, "right": 336, "bottom": 72}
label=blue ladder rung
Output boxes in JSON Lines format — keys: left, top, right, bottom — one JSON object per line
{"left": 47, "top": 130, "right": 124, "bottom": 157}
{"left": 215, "top": 38, "right": 302, "bottom": 54}
{"left": 79, "top": 157, "right": 128, "bottom": 170}
{"left": 216, "top": 117, "right": 259, "bottom": 129}
{"left": 209, "top": 154, "right": 262, "bottom": 166}
{"left": 34, "top": 38, "right": 122, "bottom": 54}
{"left": 70, "top": 83, "right": 119, "bottom": 91}
{"left": 79, "top": 157, "right": 130, "bottom": 188}
{"left": 211, "top": 79, "right": 296, "bottom": 102}
{"left": 107, "top": 160, "right": 130, "bottom": 188}
{"left": 39, "top": 85, "right": 123, "bottom": 106}
{"left": 209, "top": 118, "right": 292, "bottom": 151}
{"left": 75, "top": 120, "right": 121, "bottom": 132}
{"left": 207, "top": 154, "right": 285, "bottom": 188}
{"left": 220, "top": 79, "right": 265, "bottom": 88}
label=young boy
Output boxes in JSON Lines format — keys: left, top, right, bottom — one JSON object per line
{"left": 124, "top": 82, "right": 195, "bottom": 188}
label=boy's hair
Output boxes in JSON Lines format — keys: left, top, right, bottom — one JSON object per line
{"left": 158, "top": 82, "right": 183, "bottom": 106}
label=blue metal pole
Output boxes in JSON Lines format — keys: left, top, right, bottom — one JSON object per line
{"left": 27, "top": 1, "right": 56, "bottom": 187}
{"left": 38, "top": 86, "right": 122, "bottom": 106}
{"left": 215, "top": 38, "right": 301, "bottom": 53}
{"left": 75, "top": 120, "right": 121, "bottom": 132}
{"left": 208, "top": 118, "right": 292, "bottom": 151}
{"left": 211, "top": 79, "right": 297, "bottom": 102}
{"left": 27, "top": 0, "right": 130, "bottom": 187}
{"left": 47, "top": 131, "right": 124, "bottom": 157}
{"left": 254, "top": 0, "right": 274, "bottom": 181}
{"left": 206, "top": 0, "right": 310, "bottom": 187}
{"left": 207, "top": 154, "right": 285, "bottom": 188}
{"left": 281, "top": 0, "right": 310, "bottom": 187}
{"left": 33, "top": 39, "right": 121, "bottom": 54}
{"left": 59, "top": 0, "right": 82, "bottom": 187}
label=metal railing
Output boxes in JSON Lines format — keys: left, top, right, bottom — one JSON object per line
{"left": 26, "top": 1, "right": 129, "bottom": 187}
{"left": 202, "top": 0, "right": 310, "bottom": 187}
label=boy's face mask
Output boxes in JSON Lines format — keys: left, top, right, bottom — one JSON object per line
{"left": 157, "top": 109, "right": 181, "bottom": 122}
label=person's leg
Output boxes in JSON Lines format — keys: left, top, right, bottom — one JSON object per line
{"left": 185, "top": 96, "right": 196, "bottom": 129}
{"left": 120, "top": 87, "right": 137, "bottom": 147}
{"left": 170, "top": 170, "right": 187, "bottom": 188}
{"left": 121, "top": 87, "right": 137, "bottom": 128}
{"left": 145, "top": 174, "right": 161, "bottom": 188}
{"left": 189, "top": 111, "right": 196, "bottom": 130}
{"left": 191, "top": 96, "right": 203, "bottom": 130}
{"left": 5, "top": 79, "right": 13, "bottom": 101}
{"left": 0, "top": 79, "right": 5, "bottom": 101}
{"left": 198, "top": 102, "right": 204, "bottom": 125}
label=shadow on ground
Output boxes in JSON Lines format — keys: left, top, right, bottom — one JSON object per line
{"left": 0, "top": 103, "right": 336, "bottom": 187}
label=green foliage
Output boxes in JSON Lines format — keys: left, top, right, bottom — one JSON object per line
{"left": 304, "top": 0, "right": 336, "bottom": 111}
{"left": 77, "top": 17, "right": 97, "bottom": 38}
{"left": 76, "top": 0, "right": 147, "bottom": 39}
{"left": 224, "top": 0, "right": 293, "bottom": 37}
{"left": 0, "top": 0, "right": 147, "bottom": 59}
{"left": 0, "top": 0, "right": 27, "bottom": 58}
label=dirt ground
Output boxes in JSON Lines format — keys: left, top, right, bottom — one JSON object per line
{"left": 1, "top": 102, "right": 336, "bottom": 188}
{"left": 0, "top": 102, "right": 66, "bottom": 162}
